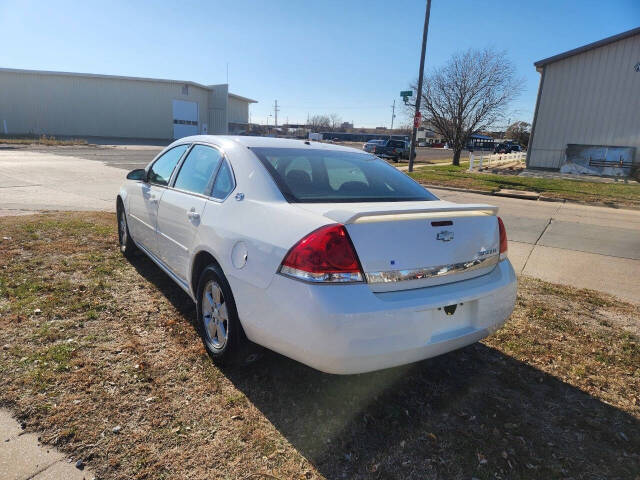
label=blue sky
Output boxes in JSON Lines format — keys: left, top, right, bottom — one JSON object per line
{"left": 1, "top": 0, "right": 638, "bottom": 128}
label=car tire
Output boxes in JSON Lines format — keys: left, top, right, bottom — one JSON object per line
{"left": 195, "top": 264, "right": 259, "bottom": 367}
{"left": 117, "top": 204, "right": 137, "bottom": 258}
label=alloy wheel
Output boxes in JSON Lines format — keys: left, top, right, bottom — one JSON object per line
{"left": 201, "top": 280, "right": 229, "bottom": 351}
{"left": 119, "top": 210, "right": 127, "bottom": 249}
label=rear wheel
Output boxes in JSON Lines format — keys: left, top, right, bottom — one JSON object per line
{"left": 117, "top": 204, "right": 137, "bottom": 258}
{"left": 196, "top": 264, "right": 259, "bottom": 366}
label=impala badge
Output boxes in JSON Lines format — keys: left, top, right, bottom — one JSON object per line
{"left": 436, "top": 230, "right": 454, "bottom": 242}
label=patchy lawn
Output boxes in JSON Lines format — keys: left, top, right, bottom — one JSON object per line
{"left": 0, "top": 134, "right": 88, "bottom": 146}
{"left": 409, "top": 164, "right": 640, "bottom": 207}
{"left": 0, "top": 212, "right": 638, "bottom": 480}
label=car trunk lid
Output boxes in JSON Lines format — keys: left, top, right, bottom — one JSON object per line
{"left": 296, "top": 201, "right": 501, "bottom": 292}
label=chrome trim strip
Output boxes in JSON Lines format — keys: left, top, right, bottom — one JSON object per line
{"left": 365, "top": 255, "right": 500, "bottom": 284}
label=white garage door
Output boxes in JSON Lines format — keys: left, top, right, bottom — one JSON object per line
{"left": 172, "top": 99, "right": 199, "bottom": 139}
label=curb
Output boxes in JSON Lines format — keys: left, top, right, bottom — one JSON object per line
{"left": 423, "top": 183, "right": 638, "bottom": 210}
{"left": 422, "top": 184, "right": 493, "bottom": 195}
{"left": 493, "top": 191, "right": 540, "bottom": 201}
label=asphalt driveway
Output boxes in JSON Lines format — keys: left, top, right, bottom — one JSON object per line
{"left": 1, "top": 144, "right": 638, "bottom": 303}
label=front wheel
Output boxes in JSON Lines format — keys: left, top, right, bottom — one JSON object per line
{"left": 117, "top": 204, "right": 137, "bottom": 258}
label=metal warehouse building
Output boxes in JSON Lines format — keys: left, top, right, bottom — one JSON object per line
{"left": 0, "top": 68, "right": 256, "bottom": 140}
{"left": 527, "top": 27, "right": 640, "bottom": 175}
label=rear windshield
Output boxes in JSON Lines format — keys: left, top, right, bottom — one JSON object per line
{"left": 251, "top": 147, "right": 437, "bottom": 203}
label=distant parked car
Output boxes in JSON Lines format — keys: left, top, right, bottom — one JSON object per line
{"left": 362, "top": 139, "right": 386, "bottom": 153}
{"left": 494, "top": 142, "right": 522, "bottom": 154}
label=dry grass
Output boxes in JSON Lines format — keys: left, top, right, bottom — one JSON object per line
{"left": 409, "top": 164, "right": 640, "bottom": 208}
{"left": 0, "top": 212, "right": 638, "bottom": 480}
{"left": 0, "top": 134, "right": 88, "bottom": 146}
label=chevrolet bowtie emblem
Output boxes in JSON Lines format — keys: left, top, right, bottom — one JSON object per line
{"left": 436, "top": 230, "right": 454, "bottom": 242}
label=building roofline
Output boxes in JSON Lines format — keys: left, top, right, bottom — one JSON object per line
{"left": 228, "top": 92, "right": 258, "bottom": 103}
{"left": 534, "top": 27, "right": 640, "bottom": 69}
{"left": 0, "top": 67, "right": 255, "bottom": 102}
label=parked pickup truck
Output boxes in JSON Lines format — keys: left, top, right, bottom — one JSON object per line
{"left": 371, "top": 139, "right": 412, "bottom": 162}
{"left": 494, "top": 142, "right": 522, "bottom": 154}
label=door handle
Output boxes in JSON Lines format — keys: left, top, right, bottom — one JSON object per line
{"left": 187, "top": 210, "right": 200, "bottom": 220}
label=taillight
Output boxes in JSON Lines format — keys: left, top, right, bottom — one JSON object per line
{"left": 498, "top": 217, "right": 508, "bottom": 260}
{"left": 280, "top": 224, "right": 364, "bottom": 283}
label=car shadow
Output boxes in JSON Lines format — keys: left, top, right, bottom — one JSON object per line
{"left": 128, "top": 252, "right": 196, "bottom": 320}
{"left": 128, "top": 254, "right": 640, "bottom": 479}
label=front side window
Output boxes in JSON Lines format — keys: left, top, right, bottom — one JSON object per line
{"left": 148, "top": 145, "right": 189, "bottom": 186}
{"left": 174, "top": 145, "right": 222, "bottom": 195}
{"left": 251, "top": 148, "right": 437, "bottom": 203}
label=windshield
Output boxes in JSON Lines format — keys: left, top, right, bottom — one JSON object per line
{"left": 251, "top": 147, "right": 437, "bottom": 203}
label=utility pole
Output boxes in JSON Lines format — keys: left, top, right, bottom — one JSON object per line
{"left": 274, "top": 100, "right": 280, "bottom": 128}
{"left": 390, "top": 99, "right": 396, "bottom": 130}
{"left": 408, "top": 0, "right": 432, "bottom": 173}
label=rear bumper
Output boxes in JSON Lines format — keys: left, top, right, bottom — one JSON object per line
{"left": 231, "top": 260, "right": 517, "bottom": 374}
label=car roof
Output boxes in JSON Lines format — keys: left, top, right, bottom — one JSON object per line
{"left": 171, "top": 135, "right": 361, "bottom": 153}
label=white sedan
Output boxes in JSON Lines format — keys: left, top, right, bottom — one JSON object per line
{"left": 117, "top": 136, "right": 516, "bottom": 374}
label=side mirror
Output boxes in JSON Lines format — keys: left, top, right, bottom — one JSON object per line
{"left": 126, "top": 169, "right": 146, "bottom": 181}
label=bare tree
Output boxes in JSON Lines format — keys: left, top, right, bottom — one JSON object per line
{"left": 414, "top": 48, "right": 523, "bottom": 165}
{"left": 506, "top": 120, "right": 531, "bottom": 147}
{"left": 308, "top": 114, "right": 331, "bottom": 132}
{"left": 329, "top": 113, "right": 342, "bottom": 131}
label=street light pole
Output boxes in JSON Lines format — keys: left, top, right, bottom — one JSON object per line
{"left": 408, "top": 0, "right": 432, "bottom": 173}
{"left": 390, "top": 99, "right": 396, "bottom": 130}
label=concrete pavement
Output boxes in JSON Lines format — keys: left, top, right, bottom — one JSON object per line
{"left": 0, "top": 146, "right": 638, "bottom": 304}
{"left": 0, "top": 410, "right": 93, "bottom": 480}
{"left": 0, "top": 149, "right": 128, "bottom": 212}
{"left": 430, "top": 187, "right": 640, "bottom": 304}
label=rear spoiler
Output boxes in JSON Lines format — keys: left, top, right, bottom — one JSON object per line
{"left": 327, "top": 204, "right": 498, "bottom": 224}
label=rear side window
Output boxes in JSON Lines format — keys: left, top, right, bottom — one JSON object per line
{"left": 251, "top": 147, "right": 437, "bottom": 203}
{"left": 211, "top": 160, "right": 235, "bottom": 200}
{"left": 148, "top": 145, "right": 188, "bottom": 186}
{"left": 174, "top": 145, "right": 222, "bottom": 195}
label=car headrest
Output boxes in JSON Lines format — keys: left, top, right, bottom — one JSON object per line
{"left": 286, "top": 169, "right": 312, "bottom": 188}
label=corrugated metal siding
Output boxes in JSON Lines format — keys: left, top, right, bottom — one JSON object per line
{"left": 207, "top": 85, "right": 228, "bottom": 134}
{"left": 0, "top": 71, "right": 254, "bottom": 139}
{"left": 529, "top": 33, "right": 640, "bottom": 169}
{"left": 227, "top": 97, "right": 249, "bottom": 124}
{"left": 0, "top": 70, "right": 210, "bottom": 139}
